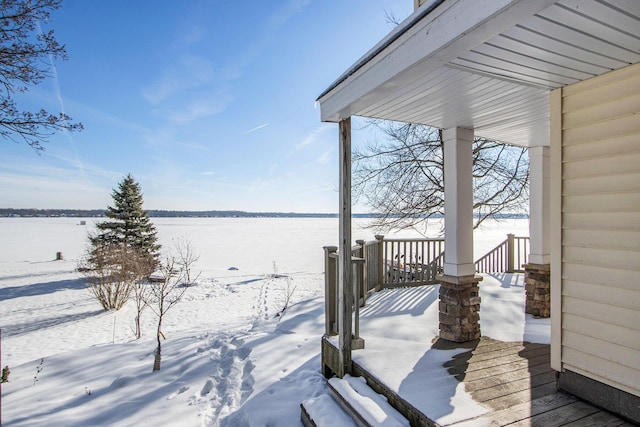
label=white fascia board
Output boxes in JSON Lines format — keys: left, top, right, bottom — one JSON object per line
{"left": 319, "top": 0, "right": 558, "bottom": 123}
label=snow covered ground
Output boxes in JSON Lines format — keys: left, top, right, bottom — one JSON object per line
{"left": 0, "top": 217, "right": 539, "bottom": 426}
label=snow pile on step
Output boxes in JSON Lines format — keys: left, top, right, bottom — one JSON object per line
{"left": 302, "top": 394, "right": 357, "bottom": 427}
{"left": 329, "top": 375, "right": 410, "bottom": 427}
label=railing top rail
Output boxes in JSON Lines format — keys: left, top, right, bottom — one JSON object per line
{"left": 382, "top": 237, "right": 445, "bottom": 242}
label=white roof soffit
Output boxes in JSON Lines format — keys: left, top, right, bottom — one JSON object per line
{"left": 318, "top": 0, "right": 640, "bottom": 147}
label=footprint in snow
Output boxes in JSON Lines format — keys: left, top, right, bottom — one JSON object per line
{"left": 166, "top": 385, "right": 190, "bottom": 400}
{"left": 200, "top": 379, "right": 215, "bottom": 396}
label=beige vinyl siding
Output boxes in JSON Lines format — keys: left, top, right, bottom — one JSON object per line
{"left": 560, "top": 63, "right": 640, "bottom": 397}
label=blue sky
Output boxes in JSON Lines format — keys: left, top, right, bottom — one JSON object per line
{"left": 0, "top": 0, "right": 413, "bottom": 213}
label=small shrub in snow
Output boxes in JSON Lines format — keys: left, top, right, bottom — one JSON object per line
{"left": 33, "top": 358, "right": 44, "bottom": 386}
{"left": 80, "top": 244, "right": 153, "bottom": 311}
{"left": 1, "top": 365, "right": 10, "bottom": 383}
{"left": 276, "top": 275, "right": 297, "bottom": 318}
{"left": 270, "top": 262, "right": 297, "bottom": 318}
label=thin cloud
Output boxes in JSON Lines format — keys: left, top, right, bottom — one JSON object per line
{"left": 246, "top": 123, "right": 270, "bottom": 134}
{"left": 246, "top": 176, "right": 271, "bottom": 193}
{"left": 268, "top": 0, "right": 311, "bottom": 29}
{"left": 292, "top": 124, "right": 333, "bottom": 153}
{"left": 0, "top": 160, "right": 117, "bottom": 209}
{"left": 142, "top": 55, "right": 216, "bottom": 105}
{"left": 46, "top": 153, "right": 122, "bottom": 183}
{"left": 177, "top": 141, "right": 210, "bottom": 152}
{"left": 144, "top": 1, "right": 311, "bottom": 125}
{"left": 181, "top": 26, "right": 206, "bottom": 44}
{"left": 169, "top": 93, "right": 234, "bottom": 124}
{"left": 317, "top": 148, "right": 333, "bottom": 165}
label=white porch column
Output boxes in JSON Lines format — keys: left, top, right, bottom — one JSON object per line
{"left": 442, "top": 127, "right": 475, "bottom": 277}
{"left": 337, "top": 118, "right": 353, "bottom": 377}
{"left": 437, "top": 127, "right": 482, "bottom": 343}
{"left": 524, "top": 145, "right": 551, "bottom": 318}
{"left": 528, "top": 145, "right": 550, "bottom": 265}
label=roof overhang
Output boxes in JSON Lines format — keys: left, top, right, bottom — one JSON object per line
{"left": 317, "top": 0, "right": 640, "bottom": 147}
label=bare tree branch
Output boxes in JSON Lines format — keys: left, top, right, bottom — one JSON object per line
{"left": 354, "top": 121, "right": 529, "bottom": 231}
{"left": 0, "top": 0, "right": 82, "bottom": 151}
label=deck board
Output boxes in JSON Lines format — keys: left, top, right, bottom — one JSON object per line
{"left": 511, "top": 400, "right": 601, "bottom": 426}
{"left": 442, "top": 338, "right": 630, "bottom": 426}
{"left": 560, "top": 410, "right": 632, "bottom": 427}
{"left": 458, "top": 392, "right": 578, "bottom": 426}
{"left": 470, "top": 373, "right": 556, "bottom": 402}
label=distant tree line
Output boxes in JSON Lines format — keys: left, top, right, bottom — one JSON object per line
{"left": 0, "top": 208, "right": 528, "bottom": 219}
{"left": 0, "top": 208, "right": 105, "bottom": 217}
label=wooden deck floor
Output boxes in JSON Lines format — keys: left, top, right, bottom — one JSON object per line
{"left": 439, "top": 337, "right": 634, "bottom": 426}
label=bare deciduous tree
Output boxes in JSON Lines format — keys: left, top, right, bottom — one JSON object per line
{"left": 354, "top": 121, "right": 529, "bottom": 232}
{"left": 146, "top": 239, "right": 200, "bottom": 372}
{"left": 173, "top": 236, "right": 200, "bottom": 286}
{"left": 131, "top": 280, "right": 149, "bottom": 339}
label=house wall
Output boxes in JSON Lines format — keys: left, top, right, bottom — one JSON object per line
{"left": 553, "top": 62, "right": 640, "bottom": 419}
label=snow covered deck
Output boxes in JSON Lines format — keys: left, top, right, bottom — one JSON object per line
{"left": 324, "top": 274, "right": 631, "bottom": 426}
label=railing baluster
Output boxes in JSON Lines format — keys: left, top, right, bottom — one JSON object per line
{"left": 402, "top": 240, "right": 407, "bottom": 285}
{"left": 428, "top": 241, "right": 432, "bottom": 280}
{"left": 409, "top": 240, "right": 414, "bottom": 284}
{"left": 383, "top": 240, "right": 388, "bottom": 287}
{"left": 389, "top": 241, "right": 395, "bottom": 285}
{"left": 420, "top": 240, "right": 425, "bottom": 281}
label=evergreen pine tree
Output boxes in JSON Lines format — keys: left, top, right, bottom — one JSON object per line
{"left": 90, "top": 174, "right": 161, "bottom": 271}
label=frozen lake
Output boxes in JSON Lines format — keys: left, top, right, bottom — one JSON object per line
{"left": 0, "top": 216, "right": 529, "bottom": 274}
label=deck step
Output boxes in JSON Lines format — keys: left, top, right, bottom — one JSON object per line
{"left": 328, "top": 375, "right": 410, "bottom": 427}
{"left": 301, "top": 394, "right": 357, "bottom": 427}
{"left": 301, "top": 375, "right": 410, "bottom": 427}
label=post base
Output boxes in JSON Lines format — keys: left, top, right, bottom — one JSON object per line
{"left": 524, "top": 263, "right": 550, "bottom": 318}
{"left": 437, "top": 274, "right": 483, "bottom": 343}
{"left": 352, "top": 337, "right": 365, "bottom": 350}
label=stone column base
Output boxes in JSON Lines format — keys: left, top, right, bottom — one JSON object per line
{"left": 437, "top": 274, "right": 483, "bottom": 342}
{"left": 524, "top": 263, "right": 550, "bottom": 318}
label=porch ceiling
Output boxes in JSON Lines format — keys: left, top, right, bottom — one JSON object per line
{"left": 317, "top": 0, "right": 640, "bottom": 147}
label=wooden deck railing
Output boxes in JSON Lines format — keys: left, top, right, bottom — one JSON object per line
{"left": 323, "top": 236, "right": 445, "bottom": 337}
{"left": 475, "top": 234, "right": 530, "bottom": 273}
{"left": 323, "top": 234, "right": 530, "bottom": 337}
{"left": 381, "top": 237, "right": 445, "bottom": 287}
